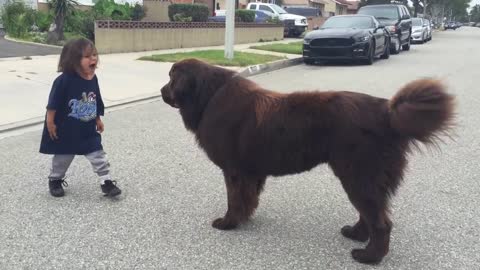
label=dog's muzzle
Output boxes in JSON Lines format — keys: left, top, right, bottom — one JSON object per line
{"left": 161, "top": 85, "right": 179, "bottom": 108}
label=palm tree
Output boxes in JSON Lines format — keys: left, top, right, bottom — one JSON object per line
{"left": 49, "top": 0, "right": 79, "bottom": 41}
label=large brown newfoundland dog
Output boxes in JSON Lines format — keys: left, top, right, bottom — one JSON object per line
{"left": 161, "top": 58, "right": 455, "bottom": 264}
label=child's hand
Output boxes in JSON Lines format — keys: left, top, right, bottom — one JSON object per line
{"left": 96, "top": 118, "right": 104, "bottom": 133}
{"left": 47, "top": 121, "right": 58, "bottom": 140}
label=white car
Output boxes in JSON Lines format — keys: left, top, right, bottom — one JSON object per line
{"left": 246, "top": 2, "right": 308, "bottom": 36}
{"left": 411, "top": 17, "right": 429, "bottom": 44}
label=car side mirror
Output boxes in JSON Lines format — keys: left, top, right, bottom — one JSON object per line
{"left": 374, "top": 25, "right": 385, "bottom": 33}
{"left": 402, "top": 15, "right": 410, "bottom": 20}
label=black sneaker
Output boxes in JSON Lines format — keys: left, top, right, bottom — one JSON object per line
{"left": 101, "top": 180, "right": 121, "bottom": 197}
{"left": 49, "top": 179, "right": 68, "bottom": 197}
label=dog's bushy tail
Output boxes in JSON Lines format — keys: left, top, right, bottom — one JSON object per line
{"left": 389, "top": 79, "right": 455, "bottom": 146}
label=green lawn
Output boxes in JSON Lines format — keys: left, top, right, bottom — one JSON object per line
{"left": 138, "top": 50, "right": 285, "bottom": 67}
{"left": 250, "top": 41, "right": 303, "bottom": 55}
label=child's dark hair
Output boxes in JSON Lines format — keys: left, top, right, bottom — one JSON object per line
{"left": 58, "top": 38, "right": 98, "bottom": 73}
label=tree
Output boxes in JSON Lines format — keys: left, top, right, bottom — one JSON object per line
{"left": 471, "top": 4, "right": 480, "bottom": 22}
{"left": 48, "top": 0, "right": 79, "bottom": 42}
{"left": 411, "top": 0, "right": 420, "bottom": 16}
{"left": 425, "top": 0, "right": 470, "bottom": 23}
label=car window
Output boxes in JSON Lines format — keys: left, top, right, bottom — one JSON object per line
{"left": 358, "top": 7, "right": 399, "bottom": 20}
{"left": 249, "top": 4, "right": 256, "bottom": 10}
{"left": 260, "top": 6, "right": 274, "bottom": 13}
{"left": 412, "top": 18, "right": 423, "bottom": 26}
{"left": 270, "top": 4, "right": 288, "bottom": 14}
{"left": 398, "top": 6, "right": 404, "bottom": 17}
{"left": 256, "top": 11, "right": 269, "bottom": 19}
{"left": 321, "top": 16, "right": 374, "bottom": 29}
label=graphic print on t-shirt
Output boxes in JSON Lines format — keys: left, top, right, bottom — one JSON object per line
{"left": 68, "top": 92, "right": 97, "bottom": 122}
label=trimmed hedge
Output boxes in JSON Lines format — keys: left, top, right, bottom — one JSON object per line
{"left": 235, "top": 9, "right": 255, "bottom": 22}
{"left": 168, "top": 4, "right": 209, "bottom": 22}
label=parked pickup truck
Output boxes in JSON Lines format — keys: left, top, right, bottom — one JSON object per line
{"left": 246, "top": 2, "right": 307, "bottom": 37}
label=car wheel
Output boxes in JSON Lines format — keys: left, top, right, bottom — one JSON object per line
{"left": 381, "top": 39, "right": 390, "bottom": 59}
{"left": 303, "top": 58, "right": 315, "bottom": 65}
{"left": 391, "top": 37, "right": 401, "bottom": 54}
{"left": 365, "top": 41, "right": 375, "bottom": 65}
{"left": 402, "top": 37, "right": 411, "bottom": 51}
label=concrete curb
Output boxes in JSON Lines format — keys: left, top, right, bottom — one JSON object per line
{"left": 238, "top": 56, "right": 303, "bottom": 77}
{"left": 4, "top": 35, "right": 63, "bottom": 49}
{"left": 0, "top": 56, "right": 303, "bottom": 136}
{"left": 0, "top": 94, "right": 163, "bottom": 134}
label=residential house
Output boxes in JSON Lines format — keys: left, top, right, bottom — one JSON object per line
{"left": 346, "top": 0, "right": 359, "bottom": 14}
{"left": 282, "top": 0, "right": 326, "bottom": 16}
{"left": 315, "top": 0, "right": 348, "bottom": 17}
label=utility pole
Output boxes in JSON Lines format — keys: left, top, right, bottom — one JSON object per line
{"left": 224, "top": 0, "right": 235, "bottom": 60}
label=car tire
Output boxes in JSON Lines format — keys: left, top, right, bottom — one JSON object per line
{"left": 381, "top": 39, "right": 390, "bottom": 59}
{"left": 365, "top": 41, "right": 375, "bottom": 65}
{"left": 391, "top": 37, "right": 401, "bottom": 54}
{"left": 402, "top": 37, "right": 411, "bottom": 51}
{"left": 304, "top": 58, "right": 315, "bottom": 65}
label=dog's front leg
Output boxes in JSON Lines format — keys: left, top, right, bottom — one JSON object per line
{"left": 212, "top": 172, "right": 264, "bottom": 230}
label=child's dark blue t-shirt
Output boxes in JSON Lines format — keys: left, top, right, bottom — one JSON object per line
{"left": 39, "top": 72, "right": 105, "bottom": 155}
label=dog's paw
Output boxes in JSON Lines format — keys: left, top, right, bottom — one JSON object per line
{"left": 212, "top": 217, "right": 238, "bottom": 230}
{"left": 341, "top": 225, "right": 369, "bottom": 242}
{"left": 351, "top": 248, "right": 383, "bottom": 265}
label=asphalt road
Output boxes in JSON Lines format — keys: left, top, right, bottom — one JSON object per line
{"left": 0, "top": 27, "right": 479, "bottom": 269}
{"left": 0, "top": 29, "right": 61, "bottom": 58}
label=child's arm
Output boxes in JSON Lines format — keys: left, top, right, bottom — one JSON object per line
{"left": 46, "top": 110, "right": 58, "bottom": 140}
{"left": 96, "top": 117, "right": 104, "bottom": 133}
{"left": 95, "top": 77, "right": 105, "bottom": 133}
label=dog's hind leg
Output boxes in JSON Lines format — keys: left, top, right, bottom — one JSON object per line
{"left": 339, "top": 175, "right": 393, "bottom": 265}
{"left": 341, "top": 216, "right": 369, "bottom": 242}
{"left": 212, "top": 172, "right": 266, "bottom": 230}
{"left": 348, "top": 193, "right": 392, "bottom": 264}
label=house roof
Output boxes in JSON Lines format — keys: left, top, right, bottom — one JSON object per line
{"left": 347, "top": 0, "right": 359, "bottom": 10}
{"left": 333, "top": 0, "right": 349, "bottom": 7}
{"left": 283, "top": 0, "right": 310, "bottom": 5}
{"left": 309, "top": 0, "right": 328, "bottom": 5}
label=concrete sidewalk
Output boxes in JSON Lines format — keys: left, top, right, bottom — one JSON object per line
{"left": 0, "top": 39, "right": 302, "bottom": 131}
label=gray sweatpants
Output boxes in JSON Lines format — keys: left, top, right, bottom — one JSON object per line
{"left": 48, "top": 150, "right": 111, "bottom": 183}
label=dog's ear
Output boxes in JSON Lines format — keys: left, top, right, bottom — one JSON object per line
{"left": 169, "top": 64, "right": 196, "bottom": 103}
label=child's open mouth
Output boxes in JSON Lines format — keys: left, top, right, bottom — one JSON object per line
{"left": 89, "top": 63, "right": 97, "bottom": 69}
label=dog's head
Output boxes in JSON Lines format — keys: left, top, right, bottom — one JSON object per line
{"left": 161, "top": 58, "right": 237, "bottom": 131}
{"left": 161, "top": 58, "right": 200, "bottom": 109}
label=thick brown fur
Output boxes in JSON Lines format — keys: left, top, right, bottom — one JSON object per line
{"left": 160, "top": 58, "right": 455, "bottom": 264}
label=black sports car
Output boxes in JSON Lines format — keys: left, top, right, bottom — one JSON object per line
{"left": 303, "top": 15, "right": 391, "bottom": 65}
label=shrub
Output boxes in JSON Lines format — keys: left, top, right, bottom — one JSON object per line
{"left": 34, "top": 11, "right": 53, "bottom": 32}
{"left": 93, "top": 0, "right": 131, "bottom": 20}
{"left": 0, "top": 0, "right": 35, "bottom": 38}
{"left": 172, "top": 13, "right": 192, "bottom": 22}
{"left": 65, "top": 10, "right": 95, "bottom": 41}
{"left": 168, "top": 4, "right": 209, "bottom": 22}
{"left": 131, "top": 3, "right": 146, "bottom": 21}
{"left": 235, "top": 9, "right": 255, "bottom": 22}
{"left": 266, "top": 16, "right": 282, "bottom": 24}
